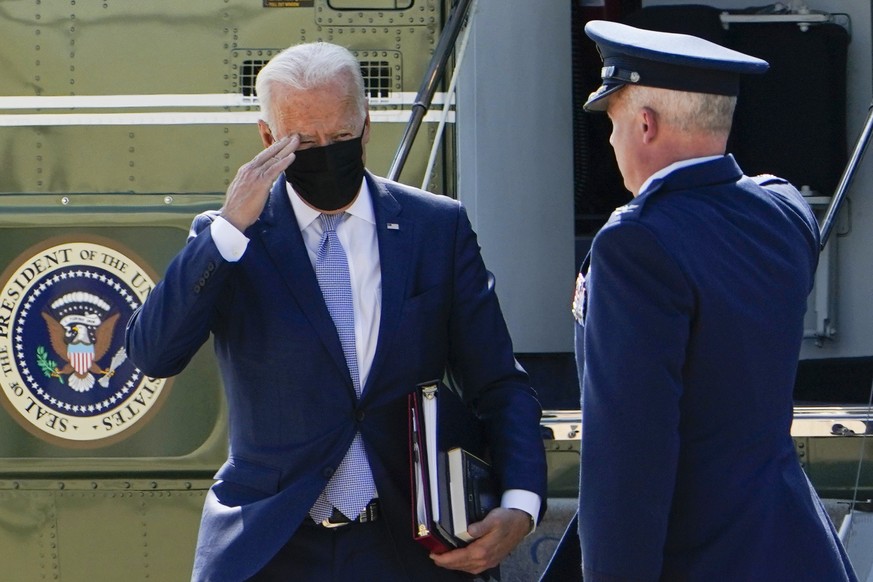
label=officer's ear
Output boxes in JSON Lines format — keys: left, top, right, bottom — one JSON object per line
{"left": 640, "top": 107, "right": 659, "bottom": 144}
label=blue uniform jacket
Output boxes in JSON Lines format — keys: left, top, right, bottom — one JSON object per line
{"left": 575, "top": 155, "right": 856, "bottom": 581}
{"left": 125, "top": 171, "right": 548, "bottom": 582}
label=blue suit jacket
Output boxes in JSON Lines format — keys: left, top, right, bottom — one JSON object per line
{"left": 575, "top": 156, "right": 856, "bottom": 581}
{"left": 126, "top": 172, "right": 548, "bottom": 581}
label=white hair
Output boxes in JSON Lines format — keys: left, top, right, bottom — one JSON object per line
{"left": 255, "top": 42, "right": 367, "bottom": 129}
{"left": 616, "top": 85, "right": 737, "bottom": 136}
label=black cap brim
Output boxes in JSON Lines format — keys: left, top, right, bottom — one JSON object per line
{"left": 584, "top": 82, "right": 624, "bottom": 112}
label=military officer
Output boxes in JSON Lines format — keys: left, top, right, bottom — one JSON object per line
{"left": 573, "top": 21, "right": 857, "bottom": 582}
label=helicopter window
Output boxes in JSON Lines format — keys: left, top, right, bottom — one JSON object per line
{"left": 235, "top": 55, "right": 397, "bottom": 101}
{"left": 360, "top": 61, "right": 392, "bottom": 99}
{"left": 239, "top": 59, "right": 271, "bottom": 98}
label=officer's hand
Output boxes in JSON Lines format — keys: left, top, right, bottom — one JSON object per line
{"left": 430, "top": 508, "right": 533, "bottom": 575}
{"left": 220, "top": 134, "right": 300, "bottom": 232}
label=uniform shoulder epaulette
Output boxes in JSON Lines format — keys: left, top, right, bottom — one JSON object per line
{"left": 604, "top": 200, "right": 644, "bottom": 227}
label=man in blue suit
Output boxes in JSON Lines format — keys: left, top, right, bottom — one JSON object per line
{"left": 126, "top": 42, "right": 547, "bottom": 582}
{"left": 572, "top": 21, "right": 857, "bottom": 581}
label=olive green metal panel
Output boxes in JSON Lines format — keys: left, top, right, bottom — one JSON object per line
{"left": 0, "top": 480, "right": 210, "bottom": 582}
{"left": 797, "top": 435, "right": 873, "bottom": 499}
{"left": 0, "top": 1, "right": 233, "bottom": 95}
{"left": 56, "top": 490, "right": 204, "bottom": 581}
{"left": 0, "top": 0, "right": 446, "bottom": 195}
{"left": 0, "top": 125, "right": 262, "bottom": 196}
{"left": 544, "top": 408, "right": 873, "bottom": 501}
{"left": 792, "top": 410, "right": 873, "bottom": 499}
{"left": 3, "top": 1, "right": 441, "bottom": 94}
{"left": 0, "top": 195, "right": 227, "bottom": 472}
{"left": 0, "top": 1, "right": 453, "bottom": 576}
{"left": 791, "top": 407, "right": 873, "bottom": 501}
{"left": 542, "top": 411, "right": 581, "bottom": 498}
{"left": 0, "top": 491, "right": 54, "bottom": 580}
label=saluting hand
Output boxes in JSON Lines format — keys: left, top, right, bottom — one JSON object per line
{"left": 430, "top": 507, "right": 533, "bottom": 575}
{"left": 220, "top": 134, "right": 300, "bottom": 232}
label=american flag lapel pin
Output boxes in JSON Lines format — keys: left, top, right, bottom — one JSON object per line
{"left": 387, "top": 222, "right": 400, "bottom": 230}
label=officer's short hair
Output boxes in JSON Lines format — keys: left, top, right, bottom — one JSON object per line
{"left": 611, "top": 85, "right": 736, "bottom": 136}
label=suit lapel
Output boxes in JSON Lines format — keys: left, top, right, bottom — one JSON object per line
{"left": 364, "top": 173, "right": 412, "bottom": 394}
{"left": 255, "top": 179, "right": 353, "bottom": 389}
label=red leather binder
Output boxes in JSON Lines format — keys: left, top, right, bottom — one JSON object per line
{"left": 408, "top": 380, "right": 492, "bottom": 554}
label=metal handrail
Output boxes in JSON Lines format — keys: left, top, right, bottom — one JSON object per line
{"left": 386, "top": 0, "right": 475, "bottom": 182}
{"left": 819, "top": 100, "right": 873, "bottom": 249}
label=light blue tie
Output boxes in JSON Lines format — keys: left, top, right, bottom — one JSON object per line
{"left": 310, "top": 212, "right": 376, "bottom": 522}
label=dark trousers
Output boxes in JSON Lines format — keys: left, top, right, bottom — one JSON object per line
{"left": 247, "top": 518, "right": 419, "bottom": 582}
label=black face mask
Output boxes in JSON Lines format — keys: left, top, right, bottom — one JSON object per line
{"left": 285, "top": 133, "right": 365, "bottom": 212}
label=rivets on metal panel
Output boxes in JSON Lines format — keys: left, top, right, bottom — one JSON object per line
{"left": 60, "top": 196, "right": 70, "bottom": 205}
{"left": 163, "top": 196, "right": 174, "bottom": 205}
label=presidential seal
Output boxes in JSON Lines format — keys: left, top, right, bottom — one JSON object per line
{"left": 0, "top": 238, "right": 167, "bottom": 447}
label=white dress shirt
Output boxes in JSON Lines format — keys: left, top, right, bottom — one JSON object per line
{"left": 288, "top": 180, "right": 382, "bottom": 389}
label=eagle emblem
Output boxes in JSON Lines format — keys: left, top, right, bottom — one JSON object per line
{"left": 40, "top": 292, "right": 123, "bottom": 393}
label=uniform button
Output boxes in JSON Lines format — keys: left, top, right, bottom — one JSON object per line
{"left": 198, "top": 277, "right": 206, "bottom": 287}
{"left": 323, "top": 467, "right": 334, "bottom": 478}
{"left": 207, "top": 261, "right": 216, "bottom": 272}
{"left": 355, "top": 410, "right": 365, "bottom": 422}
{"left": 193, "top": 284, "right": 201, "bottom": 294}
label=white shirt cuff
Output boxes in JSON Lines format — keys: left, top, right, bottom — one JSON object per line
{"left": 211, "top": 216, "right": 249, "bottom": 263}
{"left": 501, "top": 489, "right": 541, "bottom": 534}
